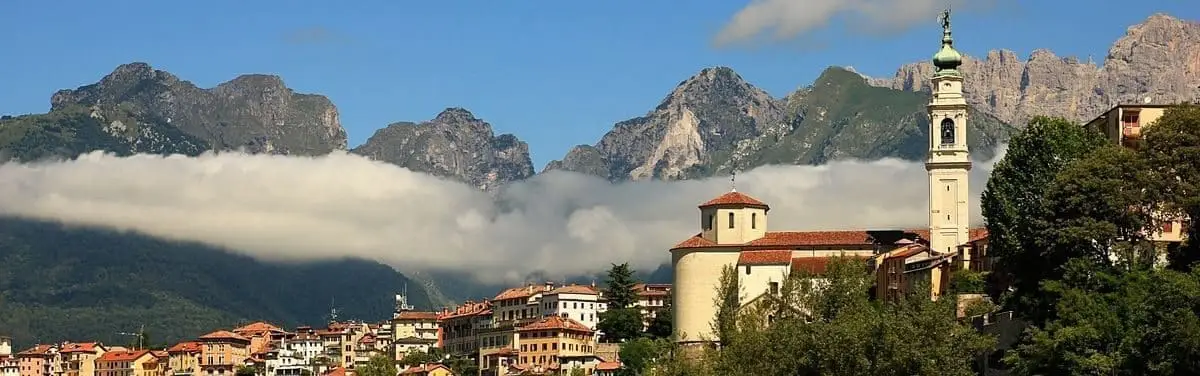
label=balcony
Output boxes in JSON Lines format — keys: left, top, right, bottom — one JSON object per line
{"left": 1123, "top": 124, "right": 1141, "bottom": 138}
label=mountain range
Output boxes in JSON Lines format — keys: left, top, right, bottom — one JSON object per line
{"left": 0, "top": 13, "right": 1196, "bottom": 345}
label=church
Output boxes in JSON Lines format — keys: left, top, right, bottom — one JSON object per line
{"left": 669, "top": 11, "right": 988, "bottom": 345}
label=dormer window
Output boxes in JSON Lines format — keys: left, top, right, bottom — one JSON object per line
{"left": 940, "top": 118, "right": 955, "bottom": 145}
{"left": 728, "top": 212, "right": 735, "bottom": 229}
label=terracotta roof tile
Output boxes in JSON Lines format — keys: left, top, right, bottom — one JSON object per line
{"left": 492, "top": 285, "right": 541, "bottom": 301}
{"left": 322, "top": 367, "right": 346, "bottom": 376}
{"left": 233, "top": 322, "right": 284, "bottom": 335}
{"left": 596, "top": 361, "right": 622, "bottom": 371}
{"left": 517, "top": 316, "right": 593, "bottom": 333}
{"left": 59, "top": 343, "right": 101, "bottom": 353}
{"left": 98, "top": 350, "right": 151, "bottom": 362}
{"left": 547, "top": 284, "right": 599, "bottom": 295}
{"left": 790, "top": 256, "right": 869, "bottom": 275}
{"left": 737, "top": 250, "right": 793, "bottom": 265}
{"left": 167, "top": 342, "right": 201, "bottom": 353}
{"left": 438, "top": 301, "right": 492, "bottom": 320}
{"left": 17, "top": 345, "right": 56, "bottom": 356}
{"left": 395, "top": 311, "right": 440, "bottom": 320}
{"left": 671, "top": 228, "right": 987, "bottom": 251}
{"left": 885, "top": 244, "right": 928, "bottom": 260}
{"left": 699, "top": 191, "right": 769, "bottom": 209}
{"left": 151, "top": 351, "right": 169, "bottom": 359}
{"left": 198, "top": 330, "right": 250, "bottom": 342}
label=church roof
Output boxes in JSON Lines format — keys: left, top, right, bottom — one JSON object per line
{"left": 698, "top": 191, "right": 769, "bottom": 209}
{"left": 670, "top": 228, "right": 988, "bottom": 251}
{"left": 737, "top": 250, "right": 793, "bottom": 265}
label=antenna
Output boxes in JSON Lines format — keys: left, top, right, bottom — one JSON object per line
{"left": 730, "top": 170, "right": 737, "bottom": 192}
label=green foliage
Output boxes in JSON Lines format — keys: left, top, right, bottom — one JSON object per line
{"left": 235, "top": 365, "right": 257, "bottom": 376}
{"left": 689, "top": 257, "right": 993, "bottom": 376}
{"left": 0, "top": 105, "right": 208, "bottom": 162}
{"left": 444, "top": 355, "right": 478, "bottom": 376}
{"left": 569, "top": 367, "right": 587, "bottom": 376}
{"left": 397, "top": 348, "right": 438, "bottom": 367}
{"left": 949, "top": 269, "right": 986, "bottom": 293}
{"left": 1006, "top": 260, "right": 1200, "bottom": 375}
{"left": 1141, "top": 104, "right": 1200, "bottom": 269}
{"left": 645, "top": 307, "right": 672, "bottom": 339}
{"left": 603, "top": 263, "right": 639, "bottom": 309}
{"left": 709, "top": 265, "right": 741, "bottom": 345}
{"left": 981, "top": 115, "right": 1108, "bottom": 321}
{"left": 0, "top": 217, "right": 431, "bottom": 348}
{"left": 617, "top": 337, "right": 673, "bottom": 376}
{"left": 354, "top": 355, "right": 397, "bottom": 376}
{"left": 599, "top": 308, "right": 645, "bottom": 343}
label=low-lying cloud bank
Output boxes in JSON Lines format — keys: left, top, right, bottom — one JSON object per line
{"left": 0, "top": 147, "right": 1004, "bottom": 284}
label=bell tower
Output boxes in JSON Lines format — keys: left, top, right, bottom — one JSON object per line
{"left": 926, "top": 9, "right": 971, "bottom": 255}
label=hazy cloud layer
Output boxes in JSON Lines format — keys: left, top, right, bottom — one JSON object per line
{"left": 714, "top": 0, "right": 1000, "bottom": 47}
{"left": 0, "top": 148, "right": 1003, "bottom": 284}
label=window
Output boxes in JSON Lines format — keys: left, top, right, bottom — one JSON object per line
{"left": 751, "top": 213, "right": 757, "bottom": 229}
{"left": 940, "top": 118, "right": 955, "bottom": 145}
{"left": 744, "top": 265, "right": 751, "bottom": 275}
{"left": 705, "top": 214, "right": 714, "bottom": 230}
{"left": 1164, "top": 221, "right": 1174, "bottom": 233}
{"left": 728, "top": 212, "right": 735, "bottom": 228}
{"left": 769, "top": 282, "right": 779, "bottom": 295}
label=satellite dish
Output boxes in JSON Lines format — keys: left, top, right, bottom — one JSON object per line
{"left": 1144, "top": 96, "right": 1153, "bottom": 104}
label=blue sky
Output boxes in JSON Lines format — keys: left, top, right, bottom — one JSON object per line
{"left": 1, "top": 0, "right": 1196, "bottom": 169}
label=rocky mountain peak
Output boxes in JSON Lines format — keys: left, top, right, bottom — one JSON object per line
{"left": 351, "top": 108, "right": 533, "bottom": 191}
{"left": 875, "top": 13, "right": 1200, "bottom": 127}
{"left": 47, "top": 62, "right": 348, "bottom": 156}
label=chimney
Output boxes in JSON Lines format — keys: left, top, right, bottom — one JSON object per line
{"left": 544, "top": 281, "right": 554, "bottom": 291}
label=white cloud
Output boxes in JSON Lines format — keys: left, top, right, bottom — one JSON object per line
{"left": 713, "top": 0, "right": 999, "bottom": 47}
{"left": 0, "top": 148, "right": 1003, "bottom": 284}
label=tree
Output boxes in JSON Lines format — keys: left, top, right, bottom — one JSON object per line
{"left": 599, "top": 308, "right": 645, "bottom": 343}
{"left": 598, "top": 263, "right": 645, "bottom": 342}
{"left": 695, "top": 257, "right": 994, "bottom": 375}
{"left": 353, "top": 355, "right": 396, "bottom": 376}
{"left": 1140, "top": 104, "right": 1200, "bottom": 269}
{"left": 981, "top": 116, "right": 1108, "bottom": 322}
{"left": 645, "top": 307, "right": 673, "bottom": 339}
{"left": 604, "top": 263, "right": 639, "bottom": 309}
{"left": 618, "top": 337, "right": 672, "bottom": 376}
{"left": 569, "top": 367, "right": 587, "bottom": 376}
{"left": 1005, "top": 259, "right": 1200, "bottom": 375}
{"left": 235, "top": 365, "right": 257, "bottom": 376}
{"left": 396, "top": 348, "right": 438, "bottom": 367}
{"left": 444, "top": 355, "right": 478, "bottom": 376}
{"left": 710, "top": 265, "right": 742, "bottom": 346}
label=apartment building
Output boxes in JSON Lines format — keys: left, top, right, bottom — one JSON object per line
{"left": 196, "top": 331, "right": 250, "bottom": 375}
{"left": 94, "top": 350, "right": 163, "bottom": 376}
{"left": 231, "top": 323, "right": 286, "bottom": 356}
{"left": 1, "top": 337, "right": 17, "bottom": 376}
{"left": 509, "top": 316, "right": 596, "bottom": 375}
{"left": 392, "top": 311, "right": 440, "bottom": 360}
{"left": 632, "top": 283, "right": 671, "bottom": 328}
{"left": 539, "top": 284, "right": 605, "bottom": 331}
{"left": 164, "top": 342, "right": 200, "bottom": 376}
{"left": 55, "top": 343, "right": 108, "bottom": 376}
{"left": 16, "top": 344, "right": 56, "bottom": 376}
{"left": 438, "top": 301, "right": 492, "bottom": 358}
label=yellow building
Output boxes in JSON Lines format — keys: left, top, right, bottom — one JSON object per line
{"left": 392, "top": 311, "right": 440, "bottom": 360}
{"left": 55, "top": 343, "right": 108, "bottom": 376}
{"left": 231, "top": 322, "right": 286, "bottom": 356}
{"left": 1085, "top": 103, "right": 1189, "bottom": 244}
{"left": 94, "top": 350, "right": 162, "bottom": 376}
{"left": 164, "top": 343, "right": 200, "bottom": 376}
{"left": 510, "top": 316, "right": 595, "bottom": 375}
{"left": 196, "top": 331, "right": 250, "bottom": 375}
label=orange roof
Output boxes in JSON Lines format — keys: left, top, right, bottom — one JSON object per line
{"left": 17, "top": 345, "right": 56, "bottom": 356}
{"left": 198, "top": 330, "right": 250, "bottom": 342}
{"left": 885, "top": 244, "right": 928, "bottom": 260}
{"left": 60, "top": 343, "right": 102, "bottom": 353}
{"left": 596, "top": 361, "right": 622, "bottom": 371}
{"left": 517, "top": 316, "right": 592, "bottom": 333}
{"left": 672, "top": 227, "right": 987, "bottom": 251}
{"left": 737, "top": 250, "right": 793, "bottom": 265}
{"left": 699, "top": 191, "right": 769, "bottom": 209}
{"left": 322, "top": 367, "right": 346, "bottom": 376}
{"left": 396, "top": 311, "right": 440, "bottom": 320}
{"left": 358, "top": 335, "right": 376, "bottom": 344}
{"left": 233, "top": 321, "right": 284, "bottom": 335}
{"left": 493, "top": 285, "right": 540, "bottom": 301}
{"left": 98, "top": 350, "right": 151, "bottom": 362}
{"left": 790, "top": 256, "right": 869, "bottom": 275}
{"left": 400, "top": 363, "right": 451, "bottom": 375}
{"left": 151, "top": 351, "right": 169, "bottom": 359}
{"left": 167, "top": 342, "right": 201, "bottom": 354}
{"left": 547, "top": 284, "right": 599, "bottom": 295}
{"left": 439, "top": 301, "right": 492, "bottom": 320}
